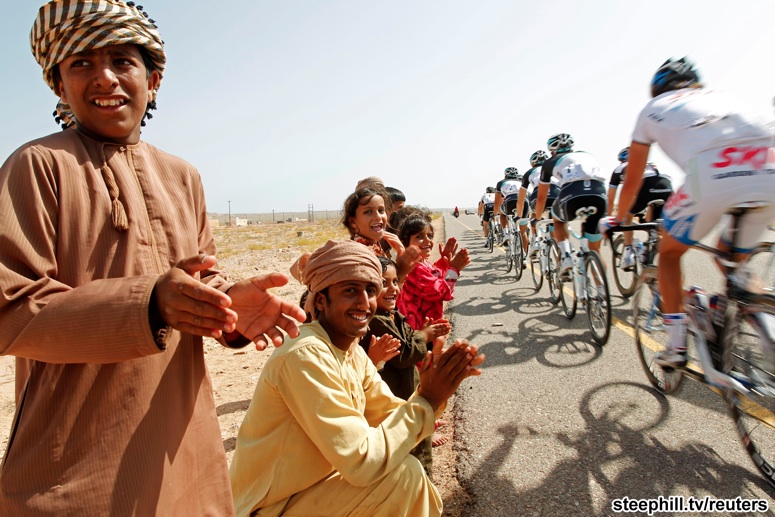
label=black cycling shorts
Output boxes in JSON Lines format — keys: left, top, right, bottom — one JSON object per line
{"left": 552, "top": 180, "right": 607, "bottom": 235}
{"left": 630, "top": 175, "right": 673, "bottom": 220}
{"left": 500, "top": 195, "right": 529, "bottom": 218}
{"left": 482, "top": 204, "right": 495, "bottom": 222}
{"left": 529, "top": 185, "right": 560, "bottom": 215}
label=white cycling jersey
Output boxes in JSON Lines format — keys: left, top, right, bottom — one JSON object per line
{"left": 632, "top": 88, "right": 773, "bottom": 170}
{"left": 499, "top": 179, "right": 521, "bottom": 197}
{"left": 540, "top": 150, "right": 606, "bottom": 187}
{"left": 523, "top": 166, "right": 559, "bottom": 192}
{"left": 633, "top": 87, "right": 775, "bottom": 249}
{"left": 481, "top": 192, "right": 495, "bottom": 205}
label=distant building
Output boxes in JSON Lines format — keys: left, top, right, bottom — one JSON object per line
{"left": 235, "top": 217, "right": 248, "bottom": 227}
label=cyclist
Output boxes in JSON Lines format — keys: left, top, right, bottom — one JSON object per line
{"left": 517, "top": 150, "right": 559, "bottom": 257}
{"left": 478, "top": 186, "right": 497, "bottom": 247}
{"left": 606, "top": 57, "right": 775, "bottom": 368}
{"left": 498, "top": 167, "right": 528, "bottom": 255}
{"left": 607, "top": 146, "right": 673, "bottom": 270}
{"left": 534, "top": 133, "right": 608, "bottom": 279}
{"left": 495, "top": 167, "right": 521, "bottom": 245}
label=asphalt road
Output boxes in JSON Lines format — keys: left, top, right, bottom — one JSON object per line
{"left": 444, "top": 212, "right": 775, "bottom": 516}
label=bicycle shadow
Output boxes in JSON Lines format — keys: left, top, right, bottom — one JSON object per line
{"left": 455, "top": 381, "right": 773, "bottom": 516}
{"left": 449, "top": 295, "right": 603, "bottom": 370}
{"left": 450, "top": 277, "right": 612, "bottom": 364}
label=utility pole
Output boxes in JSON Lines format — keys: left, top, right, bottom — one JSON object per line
{"left": 228, "top": 201, "right": 231, "bottom": 227}
{"left": 308, "top": 203, "right": 314, "bottom": 223}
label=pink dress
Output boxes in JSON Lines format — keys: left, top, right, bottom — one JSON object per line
{"left": 397, "top": 258, "right": 459, "bottom": 330}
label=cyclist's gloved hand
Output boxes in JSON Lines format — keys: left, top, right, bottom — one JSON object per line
{"left": 598, "top": 216, "right": 620, "bottom": 234}
{"left": 529, "top": 218, "right": 537, "bottom": 229}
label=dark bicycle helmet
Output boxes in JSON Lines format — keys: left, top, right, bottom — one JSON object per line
{"left": 486, "top": 186, "right": 497, "bottom": 193}
{"left": 618, "top": 147, "right": 629, "bottom": 162}
{"left": 530, "top": 150, "right": 549, "bottom": 167}
{"left": 504, "top": 167, "right": 519, "bottom": 179}
{"left": 547, "top": 133, "right": 574, "bottom": 153}
{"left": 651, "top": 57, "right": 700, "bottom": 98}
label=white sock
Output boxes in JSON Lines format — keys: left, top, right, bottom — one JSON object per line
{"left": 664, "top": 313, "right": 687, "bottom": 352}
{"left": 558, "top": 240, "right": 571, "bottom": 257}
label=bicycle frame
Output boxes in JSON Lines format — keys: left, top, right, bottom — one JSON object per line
{"left": 683, "top": 238, "right": 775, "bottom": 395}
{"left": 566, "top": 226, "right": 593, "bottom": 303}
{"left": 527, "top": 218, "right": 553, "bottom": 274}
{"left": 491, "top": 216, "right": 504, "bottom": 246}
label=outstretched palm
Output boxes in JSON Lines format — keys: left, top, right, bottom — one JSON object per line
{"left": 229, "top": 273, "right": 306, "bottom": 349}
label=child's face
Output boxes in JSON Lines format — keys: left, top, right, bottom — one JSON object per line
{"left": 377, "top": 264, "right": 400, "bottom": 311}
{"left": 349, "top": 195, "right": 387, "bottom": 242}
{"left": 410, "top": 226, "right": 434, "bottom": 258}
{"left": 57, "top": 44, "right": 159, "bottom": 144}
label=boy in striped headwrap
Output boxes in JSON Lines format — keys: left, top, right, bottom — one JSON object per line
{"left": 0, "top": 2, "right": 305, "bottom": 514}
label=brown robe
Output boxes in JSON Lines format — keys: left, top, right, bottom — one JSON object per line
{"left": 0, "top": 128, "right": 236, "bottom": 515}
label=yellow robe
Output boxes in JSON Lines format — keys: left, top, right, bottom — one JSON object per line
{"left": 230, "top": 321, "right": 442, "bottom": 517}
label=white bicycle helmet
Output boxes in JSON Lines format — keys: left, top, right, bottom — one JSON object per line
{"left": 530, "top": 150, "right": 549, "bottom": 167}
{"left": 547, "top": 133, "right": 574, "bottom": 153}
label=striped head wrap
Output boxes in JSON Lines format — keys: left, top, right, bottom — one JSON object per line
{"left": 30, "top": 0, "right": 166, "bottom": 129}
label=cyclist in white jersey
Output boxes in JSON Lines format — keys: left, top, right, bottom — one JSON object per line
{"left": 517, "top": 150, "right": 559, "bottom": 256}
{"left": 534, "top": 133, "right": 608, "bottom": 278}
{"left": 494, "top": 168, "right": 521, "bottom": 245}
{"left": 607, "top": 146, "right": 673, "bottom": 269}
{"left": 605, "top": 57, "right": 775, "bottom": 368}
{"left": 478, "top": 187, "right": 497, "bottom": 247}
{"left": 498, "top": 167, "right": 526, "bottom": 249}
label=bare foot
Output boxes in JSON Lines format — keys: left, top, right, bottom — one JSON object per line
{"left": 435, "top": 419, "right": 448, "bottom": 430}
{"left": 431, "top": 432, "right": 449, "bottom": 447}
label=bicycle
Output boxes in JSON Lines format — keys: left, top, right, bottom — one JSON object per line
{"left": 525, "top": 218, "right": 562, "bottom": 304}
{"left": 504, "top": 210, "right": 528, "bottom": 279}
{"left": 483, "top": 211, "right": 495, "bottom": 253}
{"left": 608, "top": 199, "right": 664, "bottom": 298}
{"left": 555, "top": 207, "right": 612, "bottom": 345}
{"left": 632, "top": 201, "right": 775, "bottom": 487}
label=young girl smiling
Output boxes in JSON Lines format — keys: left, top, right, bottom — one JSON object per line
{"left": 396, "top": 208, "right": 470, "bottom": 330}
{"left": 341, "top": 185, "right": 421, "bottom": 281}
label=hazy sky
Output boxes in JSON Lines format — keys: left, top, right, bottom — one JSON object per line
{"left": 2, "top": 1, "right": 774, "bottom": 214}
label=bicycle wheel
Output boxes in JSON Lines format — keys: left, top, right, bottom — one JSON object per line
{"left": 547, "top": 239, "right": 561, "bottom": 304}
{"left": 723, "top": 299, "right": 775, "bottom": 489}
{"left": 530, "top": 241, "right": 543, "bottom": 291}
{"left": 514, "top": 230, "right": 524, "bottom": 280}
{"left": 584, "top": 251, "right": 612, "bottom": 345}
{"left": 632, "top": 266, "right": 683, "bottom": 393}
{"left": 504, "top": 233, "right": 514, "bottom": 273}
{"left": 611, "top": 235, "right": 638, "bottom": 298}
{"left": 559, "top": 255, "right": 577, "bottom": 319}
